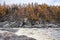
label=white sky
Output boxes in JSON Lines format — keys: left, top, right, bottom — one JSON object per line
{"left": 0, "top": 0, "right": 60, "bottom": 6}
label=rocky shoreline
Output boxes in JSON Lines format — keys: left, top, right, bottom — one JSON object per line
{"left": 0, "top": 21, "right": 59, "bottom": 28}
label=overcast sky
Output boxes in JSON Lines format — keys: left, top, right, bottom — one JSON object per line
{"left": 0, "top": 0, "right": 60, "bottom": 6}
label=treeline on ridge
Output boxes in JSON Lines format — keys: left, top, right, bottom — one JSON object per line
{"left": 0, "top": 3, "right": 60, "bottom": 24}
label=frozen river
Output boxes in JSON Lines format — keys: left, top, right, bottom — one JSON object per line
{"left": 0, "top": 28, "right": 60, "bottom": 40}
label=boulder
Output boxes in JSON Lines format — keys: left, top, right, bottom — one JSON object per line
{"left": 10, "top": 22, "right": 20, "bottom": 28}
{"left": 23, "top": 25, "right": 31, "bottom": 28}
{"left": 46, "top": 24, "right": 59, "bottom": 28}
{"left": 3, "top": 24, "right": 10, "bottom": 28}
{"left": 0, "top": 21, "right": 10, "bottom": 28}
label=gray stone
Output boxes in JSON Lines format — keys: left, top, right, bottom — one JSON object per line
{"left": 10, "top": 22, "right": 20, "bottom": 28}
{"left": 24, "top": 25, "right": 31, "bottom": 28}
{"left": 46, "top": 24, "right": 59, "bottom": 28}
{"left": 3, "top": 24, "right": 10, "bottom": 28}
{"left": 0, "top": 21, "right": 10, "bottom": 28}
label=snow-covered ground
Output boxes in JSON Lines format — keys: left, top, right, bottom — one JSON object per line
{"left": 15, "top": 28, "right": 60, "bottom": 40}
{"left": 0, "top": 28, "right": 60, "bottom": 40}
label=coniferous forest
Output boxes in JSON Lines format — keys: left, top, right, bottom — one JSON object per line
{"left": 0, "top": 2, "right": 60, "bottom": 28}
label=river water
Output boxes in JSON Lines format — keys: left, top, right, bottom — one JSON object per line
{"left": 15, "top": 28, "right": 60, "bottom": 40}
{"left": 0, "top": 28, "right": 60, "bottom": 40}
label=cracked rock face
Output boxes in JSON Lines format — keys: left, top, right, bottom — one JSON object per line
{"left": 0, "top": 30, "right": 36, "bottom": 40}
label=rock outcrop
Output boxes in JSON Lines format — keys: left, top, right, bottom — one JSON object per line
{"left": 0, "top": 21, "right": 59, "bottom": 28}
